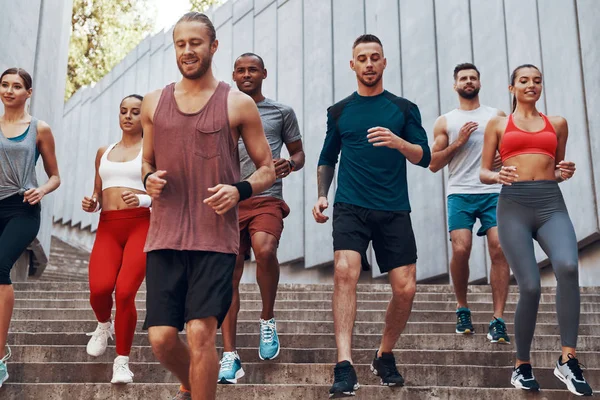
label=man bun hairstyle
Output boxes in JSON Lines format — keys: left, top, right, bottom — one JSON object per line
{"left": 174, "top": 12, "right": 216, "bottom": 44}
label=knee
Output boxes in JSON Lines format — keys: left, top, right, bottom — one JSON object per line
{"left": 554, "top": 258, "right": 579, "bottom": 282}
{"left": 148, "top": 328, "right": 179, "bottom": 360}
{"left": 115, "top": 286, "right": 136, "bottom": 308}
{"left": 89, "top": 283, "right": 113, "bottom": 301}
{"left": 254, "top": 243, "right": 278, "bottom": 266}
{"left": 391, "top": 274, "right": 416, "bottom": 301}
{"left": 519, "top": 279, "right": 541, "bottom": 301}
{"left": 334, "top": 258, "right": 360, "bottom": 288}
{"left": 452, "top": 242, "right": 471, "bottom": 261}
{"left": 488, "top": 242, "right": 505, "bottom": 263}
{"left": 186, "top": 319, "right": 217, "bottom": 351}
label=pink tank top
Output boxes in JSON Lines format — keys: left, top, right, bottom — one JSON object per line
{"left": 144, "top": 81, "right": 240, "bottom": 254}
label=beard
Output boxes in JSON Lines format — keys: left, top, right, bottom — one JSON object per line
{"left": 457, "top": 86, "right": 480, "bottom": 100}
{"left": 178, "top": 54, "right": 212, "bottom": 80}
{"left": 357, "top": 72, "right": 382, "bottom": 88}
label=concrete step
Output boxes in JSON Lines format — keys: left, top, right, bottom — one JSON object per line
{"left": 12, "top": 298, "right": 600, "bottom": 312}
{"left": 7, "top": 332, "right": 600, "bottom": 351}
{"left": 11, "top": 308, "right": 600, "bottom": 324}
{"left": 16, "top": 290, "right": 600, "bottom": 303}
{"left": 8, "top": 319, "right": 600, "bottom": 336}
{"left": 13, "top": 282, "right": 600, "bottom": 293}
{"left": 9, "top": 345, "right": 600, "bottom": 367}
{"left": 0, "top": 383, "right": 589, "bottom": 400}
{"left": 3, "top": 362, "right": 598, "bottom": 388}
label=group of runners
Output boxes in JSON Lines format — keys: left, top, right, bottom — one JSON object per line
{"left": 0, "top": 10, "right": 593, "bottom": 399}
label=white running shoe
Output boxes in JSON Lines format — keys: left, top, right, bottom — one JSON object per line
{"left": 86, "top": 321, "right": 114, "bottom": 357}
{"left": 111, "top": 355, "right": 134, "bottom": 384}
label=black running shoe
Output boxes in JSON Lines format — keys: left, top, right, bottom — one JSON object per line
{"left": 370, "top": 351, "right": 405, "bottom": 386}
{"left": 554, "top": 354, "right": 593, "bottom": 396}
{"left": 487, "top": 317, "right": 511, "bottom": 344}
{"left": 456, "top": 307, "right": 474, "bottom": 334}
{"left": 329, "top": 361, "right": 360, "bottom": 398}
{"left": 510, "top": 363, "right": 540, "bottom": 391}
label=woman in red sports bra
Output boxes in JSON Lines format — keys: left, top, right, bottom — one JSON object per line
{"left": 479, "top": 65, "right": 591, "bottom": 396}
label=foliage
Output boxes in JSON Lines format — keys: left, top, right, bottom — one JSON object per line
{"left": 189, "top": 0, "right": 223, "bottom": 12}
{"left": 66, "top": 0, "right": 155, "bottom": 100}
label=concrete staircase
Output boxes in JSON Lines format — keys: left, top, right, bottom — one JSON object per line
{"left": 0, "top": 282, "right": 598, "bottom": 399}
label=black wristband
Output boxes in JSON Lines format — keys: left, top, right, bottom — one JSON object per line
{"left": 233, "top": 181, "right": 253, "bottom": 201}
{"left": 143, "top": 172, "right": 153, "bottom": 189}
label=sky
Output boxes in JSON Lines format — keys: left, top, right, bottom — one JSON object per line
{"left": 152, "top": 0, "right": 193, "bottom": 33}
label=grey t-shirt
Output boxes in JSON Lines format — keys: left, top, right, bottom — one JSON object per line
{"left": 239, "top": 98, "right": 302, "bottom": 200}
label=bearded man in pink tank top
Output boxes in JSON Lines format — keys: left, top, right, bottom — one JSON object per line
{"left": 139, "top": 12, "right": 275, "bottom": 400}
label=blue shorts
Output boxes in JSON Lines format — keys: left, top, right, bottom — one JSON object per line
{"left": 447, "top": 193, "right": 499, "bottom": 237}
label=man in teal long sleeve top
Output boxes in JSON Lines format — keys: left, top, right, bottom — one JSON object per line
{"left": 312, "top": 34, "right": 430, "bottom": 398}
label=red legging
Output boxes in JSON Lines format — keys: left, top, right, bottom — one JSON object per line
{"left": 88, "top": 207, "right": 150, "bottom": 356}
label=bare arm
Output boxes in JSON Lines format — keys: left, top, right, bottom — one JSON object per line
{"left": 24, "top": 121, "right": 60, "bottom": 205}
{"left": 140, "top": 90, "right": 167, "bottom": 198}
{"left": 82, "top": 147, "right": 106, "bottom": 212}
{"left": 430, "top": 116, "right": 480, "bottom": 173}
{"left": 275, "top": 139, "right": 305, "bottom": 178}
{"left": 480, "top": 117, "right": 501, "bottom": 184}
{"left": 236, "top": 94, "right": 276, "bottom": 194}
{"left": 551, "top": 116, "right": 574, "bottom": 182}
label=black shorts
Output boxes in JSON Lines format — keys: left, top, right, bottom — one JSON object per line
{"left": 332, "top": 202, "right": 417, "bottom": 273}
{"left": 144, "top": 250, "right": 236, "bottom": 331}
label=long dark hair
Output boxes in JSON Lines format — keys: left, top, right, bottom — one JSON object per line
{"left": 510, "top": 64, "right": 540, "bottom": 112}
{"left": 0, "top": 68, "right": 33, "bottom": 90}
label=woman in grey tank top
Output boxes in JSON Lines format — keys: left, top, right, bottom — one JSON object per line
{"left": 0, "top": 68, "right": 60, "bottom": 387}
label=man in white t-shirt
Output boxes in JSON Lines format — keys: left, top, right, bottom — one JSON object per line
{"left": 430, "top": 63, "right": 510, "bottom": 344}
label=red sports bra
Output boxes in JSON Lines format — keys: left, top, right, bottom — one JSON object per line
{"left": 500, "top": 113, "right": 557, "bottom": 163}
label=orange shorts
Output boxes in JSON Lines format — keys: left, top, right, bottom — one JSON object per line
{"left": 239, "top": 196, "right": 290, "bottom": 259}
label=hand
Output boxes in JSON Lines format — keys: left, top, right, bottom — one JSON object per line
{"left": 497, "top": 166, "right": 518, "bottom": 185}
{"left": 492, "top": 152, "right": 503, "bottom": 171}
{"left": 203, "top": 184, "right": 240, "bottom": 215}
{"left": 557, "top": 160, "right": 576, "bottom": 181}
{"left": 367, "top": 127, "right": 402, "bottom": 149}
{"left": 23, "top": 188, "right": 45, "bottom": 205}
{"left": 82, "top": 196, "right": 98, "bottom": 212}
{"left": 146, "top": 170, "right": 167, "bottom": 199}
{"left": 457, "top": 122, "right": 478, "bottom": 145}
{"left": 121, "top": 191, "right": 140, "bottom": 207}
{"left": 312, "top": 196, "right": 329, "bottom": 223}
{"left": 274, "top": 158, "right": 292, "bottom": 179}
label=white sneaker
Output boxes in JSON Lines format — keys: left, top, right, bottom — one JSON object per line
{"left": 86, "top": 321, "right": 114, "bottom": 357}
{"left": 111, "top": 355, "right": 134, "bottom": 384}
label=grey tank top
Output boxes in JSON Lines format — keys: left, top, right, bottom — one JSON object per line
{"left": 0, "top": 117, "right": 39, "bottom": 200}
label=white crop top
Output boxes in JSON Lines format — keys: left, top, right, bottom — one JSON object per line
{"left": 99, "top": 142, "right": 146, "bottom": 192}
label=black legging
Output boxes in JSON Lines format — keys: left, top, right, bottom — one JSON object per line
{"left": 0, "top": 194, "right": 41, "bottom": 285}
{"left": 497, "top": 180, "right": 579, "bottom": 362}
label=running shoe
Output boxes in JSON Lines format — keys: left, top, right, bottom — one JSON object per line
{"left": 171, "top": 387, "right": 192, "bottom": 400}
{"left": 554, "top": 354, "right": 593, "bottom": 396}
{"left": 487, "top": 317, "right": 511, "bottom": 344}
{"left": 371, "top": 351, "right": 404, "bottom": 386}
{"left": 86, "top": 320, "right": 114, "bottom": 357}
{"left": 455, "top": 307, "right": 474, "bottom": 334}
{"left": 111, "top": 355, "right": 134, "bottom": 384}
{"left": 218, "top": 351, "right": 245, "bottom": 384}
{"left": 329, "top": 360, "right": 360, "bottom": 398}
{"left": 510, "top": 363, "right": 540, "bottom": 391}
{"left": 258, "top": 318, "right": 280, "bottom": 360}
{"left": 0, "top": 346, "right": 11, "bottom": 388}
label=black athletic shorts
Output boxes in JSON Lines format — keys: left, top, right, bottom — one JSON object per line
{"left": 144, "top": 249, "right": 236, "bottom": 331}
{"left": 332, "top": 202, "right": 417, "bottom": 273}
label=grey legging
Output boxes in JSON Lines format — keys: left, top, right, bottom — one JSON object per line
{"left": 497, "top": 180, "right": 579, "bottom": 362}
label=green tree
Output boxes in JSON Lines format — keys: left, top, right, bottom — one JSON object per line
{"left": 66, "top": 0, "right": 155, "bottom": 100}
{"left": 189, "top": 0, "right": 224, "bottom": 12}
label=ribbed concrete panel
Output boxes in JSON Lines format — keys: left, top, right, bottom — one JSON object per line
{"left": 577, "top": 0, "right": 600, "bottom": 224}
{"left": 303, "top": 0, "right": 334, "bottom": 267}
{"left": 233, "top": 13, "right": 254, "bottom": 69}
{"left": 277, "top": 0, "right": 304, "bottom": 263}
{"left": 214, "top": 20, "right": 234, "bottom": 82}
{"left": 253, "top": 2, "right": 277, "bottom": 101}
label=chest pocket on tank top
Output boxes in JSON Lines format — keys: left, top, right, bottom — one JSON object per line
{"left": 194, "top": 124, "right": 223, "bottom": 159}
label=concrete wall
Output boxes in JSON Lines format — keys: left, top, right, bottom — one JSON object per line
{"left": 1, "top": 0, "right": 73, "bottom": 278}
{"left": 53, "top": 0, "right": 600, "bottom": 285}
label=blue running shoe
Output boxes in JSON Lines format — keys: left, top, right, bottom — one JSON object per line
{"left": 488, "top": 317, "right": 511, "bottom": 344}
{"left": 218, "top": 351, "right": 245, "bottom": 384}
{"left": 259, "top": 318, "right": 280, "bottom": 360}
{"left": 0, "top": 346, "right": 11, "bottom": 388}
{"left": 456, "top": 307, "right": 474, "bottom": 334}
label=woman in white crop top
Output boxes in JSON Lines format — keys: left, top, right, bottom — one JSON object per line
{"left": 80, "top": 94, "right": 150, "bottom": 384}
